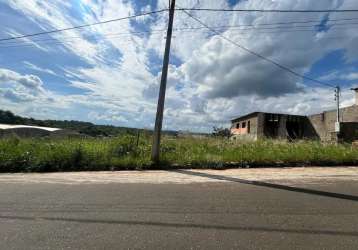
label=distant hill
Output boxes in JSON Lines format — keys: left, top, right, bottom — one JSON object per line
{"left": 0, "top": 110, "right": 176, "bottom": 137}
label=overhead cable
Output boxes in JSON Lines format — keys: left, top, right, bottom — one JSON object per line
{"left": 182, "top": 10, "right": 336, "bottom": 88}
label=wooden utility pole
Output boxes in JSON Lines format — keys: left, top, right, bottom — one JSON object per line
{"left": 151, "top": 0, "right": 176, "bottom": 162}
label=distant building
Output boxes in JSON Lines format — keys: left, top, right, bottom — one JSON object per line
{"left": 0, "top": 124, "right": 78, "bottom": 138}
{"left": 231, "top": 88, "right": 358, "bottom": 142}
{"left": 231, "top": 112, "right": 317, "bottom": 141}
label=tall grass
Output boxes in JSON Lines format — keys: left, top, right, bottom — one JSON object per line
{"left": 0, "top": 135, "right": 357, "bottom": 172}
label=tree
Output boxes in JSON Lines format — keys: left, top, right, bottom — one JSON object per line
{"left": 212, "top": 126, "right": 231, "bottom": 138}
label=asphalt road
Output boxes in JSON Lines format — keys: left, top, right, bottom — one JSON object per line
{"left": 1, "top": 168, "right": 358, "bottom": 249}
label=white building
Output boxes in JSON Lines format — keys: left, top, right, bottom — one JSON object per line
{"left": 0, "top": 124, "right": 75, "bottom": 138}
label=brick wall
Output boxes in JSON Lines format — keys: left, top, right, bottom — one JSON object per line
{"left": 231, "top": 115, "right": 259, "bottom": 140}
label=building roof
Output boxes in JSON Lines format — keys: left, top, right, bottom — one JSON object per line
{"left": 231, "top": 111, "right": 306, "bottom": 122}
{"left": 0, "top": 124, "right": 61, "bottom": 132}
{"left": 231, "top": 112, "right": 261, "bottom": 122}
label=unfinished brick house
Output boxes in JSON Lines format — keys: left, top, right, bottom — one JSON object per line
{"left": 231, "top": 88, "right": 358, "bottom": 142}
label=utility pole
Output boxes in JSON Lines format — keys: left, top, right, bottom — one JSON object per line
{"left": 151, "top": 0, "right": 176, "bottom": 163}
{"left": 335, "top": 85, "right": 341, "bottom": 134}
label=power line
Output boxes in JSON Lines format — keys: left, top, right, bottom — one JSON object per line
{"left": 182, "top": 10, "right": 336, "bottom": 88}
{"left": 0, "top": 35, "right": 165, "bottom": 50}
{"left": 0, "top": 30, "right": 166, "bottom": 45}
{"left": 3, "top": 19, "right": 358, "bottom": 46}
{"left": 175, "top": 27, "right": 357, "bottom": 37}
{"left": 183, "top": 26, "right": 357, "bottom": 33}
{"left": 177, "top": 8, "right": 358, "bottom": 13}
{"left": 0, "top": 30, "right": 166, "bottom": 48}
{"left": 205, "top": 17, "right": 358, "bottom": 27}
{"left": 176, "top": 17, "right": 358, "bottom": 32}
{"left": 2, "top": 24, "right": 357, "bottom": 50}
{"left": 2, "top": 20, "right": 358, "bottom": 50}
{"left": 0, "top": 9, "right": 167, "bottom": 42}
{"left": 179, "top": 28, "right": 358, "bottom": 37}
{"left": 176, "top": 22, "right": 358, "bottom": 32}
{"left": 0, "top": 11, "right": 355, "bottom": 52}
{"left": 2, "top": 15, "right": 357, "bottom": 46}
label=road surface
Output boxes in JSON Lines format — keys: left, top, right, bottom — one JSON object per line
{"left": 1, "top": 167, "right": 358, "bottom": 249}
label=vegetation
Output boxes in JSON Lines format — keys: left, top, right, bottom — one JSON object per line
{"left": 0, "top": 135, "right": 358, "bottom": 173}
{"left": 212, "top": 126, "right": 231, "bottom": 138}
{"left": 0, "top": 110, "right": 177, "bottom": 137}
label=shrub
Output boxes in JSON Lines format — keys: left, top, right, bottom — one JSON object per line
{"left": 0, "top": 135, "right": 358, "bottom": 172}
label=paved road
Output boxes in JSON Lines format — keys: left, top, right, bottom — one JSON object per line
{"left": 1, "top": 168, "right": 358, "bottom": 249}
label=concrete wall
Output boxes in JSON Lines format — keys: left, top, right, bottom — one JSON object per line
{"left": 309, "top": 105, "right": 358, "bottom": 142}
{"left": 301, "top": 117, "right": 320, "bottom": 139}
{"left": 256, "top": 113, "right": 265, "bottom": 139}
{"left": 277, "top": 115, "right": 287, "bottom": 139}
{"left": 341, "top": 105, "right": 358, "bottom": 122}
{"left": 261, "top": 114, "right": 317, "bottom": 140}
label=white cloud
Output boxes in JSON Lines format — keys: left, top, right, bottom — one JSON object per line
{"left": 3, "top": 29, "right": 49, "bottom": 52}
{"left": 319, "top": 71, "right": 340, "bottom": 81}
{"left": 23, "top": 61, "right": 58, "bottom": 76}
{"left": 343, "top": 72, "right": 358, "bottom": 81}
{"left": 319, "top": 71, "right": 358, "bottom": 82}
{"left": 1, "top": 88, "right": 36, "bottom": 102}
{"left": 88, "top": 110, "right": 128, "bottom": 123}
{"left": 2, "top": 0, "right": 358, "bottom": 132}
{"left": 0, "top": 68, "right": 44, "bottom": 92}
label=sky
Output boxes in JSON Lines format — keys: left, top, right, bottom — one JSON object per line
{"left": 0, "top": 0, "right": 358, "bottom": 132}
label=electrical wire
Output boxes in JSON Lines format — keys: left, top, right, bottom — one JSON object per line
{"left": 2, "top": 16, "right": 357, "bottom": 46}
{"left": 0, "top": 33, "right": 166, "bottom": 50}
{"left": 2, "top": 21, "right": 357, "bottom": 48}
{"left": 177, "top": 8, "right": 358, "bottom": 13}
{"left": 0, "top": 5, "right": 350, "bottom": 89}
{"left": 0, "top": 30, "right": 166, "bottom": 48}
{"left": 0, "top": 30, "right": 165, "bottom": 45}
{"left": 175, "top": 22, "right": 358, "bottom": 32}
{"left": 182, "top": 9, "right": 336, "bottom": 88}
{"left": 0, "top": 9, "right": 167, "bottom": 42}
{"left": 204, "top": 17, "right": 358, "bottom": 27}
{"left": 2, "top": 24, "right": 358, "bottom": 50}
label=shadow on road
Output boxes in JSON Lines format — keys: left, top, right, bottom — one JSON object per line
{"left": 1, "top": 215, "right": 357, "bottom": 237}
{"left": 170, "top": 169, "right": 358, "bottom": 202}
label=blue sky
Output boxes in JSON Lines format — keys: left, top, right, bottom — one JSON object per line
{"left": 0, "top": 0, "right": 358, "bottom": 132}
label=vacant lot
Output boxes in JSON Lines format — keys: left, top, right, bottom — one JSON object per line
{"left": 1, "top": 135, "right": 358, "bottom": 172}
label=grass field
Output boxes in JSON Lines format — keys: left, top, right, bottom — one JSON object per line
{"left": 1, "top": 135, "right": 358, "bottom": 172}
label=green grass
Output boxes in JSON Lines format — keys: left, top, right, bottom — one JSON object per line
{"left": 0, "top": 135, "right": 358, "bottom": 172}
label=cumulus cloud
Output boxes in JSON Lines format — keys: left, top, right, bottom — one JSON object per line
{"left": 0, "top": 68, "right": 44, "bottom": 92}
{"left": 2, "top": 0, "right": 358, "bottom": 132}
{"left": 174, "top": 0, "right": 358, "bottom": 101}
{"left": 1, "top": 88, "right": 35, "bottom": 102}
{"left": 181, "top": 39, "right": 304, "bottom": 98}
